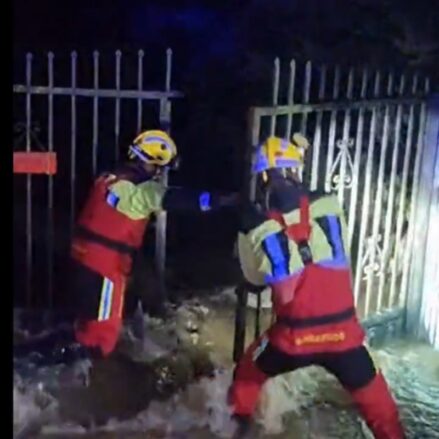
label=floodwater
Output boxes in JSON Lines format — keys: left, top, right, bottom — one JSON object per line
{"left": 13, "top": 292, "right": 439, "bottom": 438}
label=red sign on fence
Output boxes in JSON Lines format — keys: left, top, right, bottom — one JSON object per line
{"left": 13, "top": 152, "right": 57, "bottom": 175}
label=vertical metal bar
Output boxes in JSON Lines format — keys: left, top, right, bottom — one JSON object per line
{"left": 388, "top": 75, "right": 418, "bottom": 308}
{"left": 25, "top": 53, "right": 33, "bottom": 308}
{"left": 270, "top": 58, "right": 280, "bottom": 136}
{"left": 70, "top": 51, "right": 77, "bottom": 236}
{"left": 399, "top": 78, "right": 430, "bottom": 308}
{"left": 165, "top": 48, "right": 172, "bottom": 92}
{"left": 254, "top": 291, "right": 261, "bottom": 339}
{"left": 336, "top": 67, "right": 354, "bottom": 206}
{"left": 249, "top": 108, "right": 262, "bottom": 202}
{"left": 233, "top": 284, "right": 248, "bottom": 363}
{"left": 364, "top": 72, "right": 394, "bottom": 316}
{"left": 155, "top": 48, "right": 173, "bottom": 301}
{"left": 285, "top": 59, "right": 296, "bottom": 138}
{"left": 353, "top": 71, "right": 381, "bottom": 308}
{"left": 300, "top": 60, "right": 312, "bottom": 134}
{"left": 47, "top": 52, "right": 54, "bottom": 308}
{"left": 324, "top": 66, "right": 341, "bottom": 192}
{"left": 408, "top": 94, "right": 439, "bottom": 341}
{"left": 348, "top": 68, "right": 368, "bottom": 246}
{"left": 114, "top": 50, "right": 122, "bottom": 162}
{"left": 92, "top": 51, "right": 99, "bottom": 176}
{"left": 376, "top": 75, "right": 406, "bottom": 311}
{"left": 310, "top": 65, "right": 326, "bottom": 190}
{"left": 299, "top": 61, "right": 312, "bottom": 182}
{"left": 400, "top": 101, "right": 427, "bottom": 308}
{"left": 137, "top": 49, "right": 144, "bottom": 132}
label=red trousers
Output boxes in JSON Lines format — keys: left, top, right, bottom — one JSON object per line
{"left": 229, "top": 336, "right": 405, "bottom": 439}
{"left": 70, "top": 260, "right": 127, "bottom": 356}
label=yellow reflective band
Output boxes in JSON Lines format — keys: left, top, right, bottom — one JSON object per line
{"left": 294, "top": 331, "right": 346, "bottom": 346}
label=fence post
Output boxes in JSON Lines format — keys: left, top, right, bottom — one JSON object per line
{"left": 406, "top": 94, "right": 439, "bottom": 342}
{"left": 155, "top": 49, "right": 173, "bottom": 303}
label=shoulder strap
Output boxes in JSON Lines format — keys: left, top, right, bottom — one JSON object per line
{"left": 267, "top": 196, "right": 313, "bottom": 265}
{"left": 267, "top": 196, "right": 311, "bottom": 242}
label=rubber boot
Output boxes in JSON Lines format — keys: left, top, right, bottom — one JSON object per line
{"left": 351, "top": 372, "right": 405, "bottom": 439}
{"left": 231, "top": 414, "right": 252, "bottom": 439}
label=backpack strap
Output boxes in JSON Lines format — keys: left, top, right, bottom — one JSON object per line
{"left": 267, "top": 196, "right": 313, "bottom": 265}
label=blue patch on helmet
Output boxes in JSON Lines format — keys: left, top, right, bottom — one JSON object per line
{"left": 142, "top": 136, "right": 173, "bottom": 152}
{"left": 280, "top": 138, "right": 289, "bottom": 150}
{"left": 252, "top": 144, "right": 302, "bottom": 174}
{"left": 275, "top": 158, "right": 301, "bottom": 168}
{"left": 252, "top": 147, "right": 269, "bottom": 173}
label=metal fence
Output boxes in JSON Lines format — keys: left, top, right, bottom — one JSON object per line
{"left": 246, "top": 58, "right": 431, "bottom": 340}
{"left": 407, "top": 95, "right": 439, "bottom": 349}
{"left": 13, "top": 49, "right": 183, "bottom": 309}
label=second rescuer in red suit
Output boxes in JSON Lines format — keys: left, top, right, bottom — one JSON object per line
{"left": 228, "top": 134, "right": 405, "bottom": 439}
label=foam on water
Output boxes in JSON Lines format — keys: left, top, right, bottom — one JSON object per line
{"left": 13, "top": 298, "right": 439, "bottom": 438}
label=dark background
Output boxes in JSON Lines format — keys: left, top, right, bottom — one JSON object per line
{"left": 13, "top": 0, "right": 439, "bottom": 309}
{"left": 14, "top": 0, "right": 439, "bottom": 187}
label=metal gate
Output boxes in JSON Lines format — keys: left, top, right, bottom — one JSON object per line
{"left": 245, "top": 58, "right": 431, "bottom": 344}
{"left": 13, "top": 49, "right": 183, "bottom": 309}
{"left": 407, "top": 95, "right": 439, "bottom": 349}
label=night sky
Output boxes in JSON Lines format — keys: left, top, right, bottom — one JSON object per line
{"left": 13, "top": 0, "right": 439, "bottom": 188}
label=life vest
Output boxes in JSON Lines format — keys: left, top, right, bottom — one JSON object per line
{"left": 71, "top": 168, "right": 150, "bottom": 278}
{"left": 266, "top": 195, "right": 365, "bottom": 355}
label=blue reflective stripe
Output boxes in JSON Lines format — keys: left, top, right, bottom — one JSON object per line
{"left": 263, "top": 233, "right": 289, "bottom": 282}
{"left": 102, "top": 279, "right": 111, "bottom": 320}
{"left": 106, "top": 191, "right": 120, "bottom": 208}
{"left": 199, "top": 191, "right": 211, "bottom": 211}
{"left": 98, "top": 278, "right": 114, "bottom": 321}
{"left": 326, "top": 215, "right": 347, "bottom": 265}
{"left": 104, "top": 279, "right": 114, "bottom": 320}
{"left": 317, "top": 259, "right": 349, "bottom": 269}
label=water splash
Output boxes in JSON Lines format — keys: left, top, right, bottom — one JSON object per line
{"left": 14, "top": 297, "right": 439, "bottom": 438}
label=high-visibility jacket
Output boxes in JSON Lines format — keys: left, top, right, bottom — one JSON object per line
{"left": 237, "top": 184, "right": 365, "bottom": 355}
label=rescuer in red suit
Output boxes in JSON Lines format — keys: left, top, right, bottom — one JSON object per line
{"left": 14, "top": 129, "right": 237, "bottom": 365}
{"left": 228, "top": 135, "right": 405, "bottom": 439}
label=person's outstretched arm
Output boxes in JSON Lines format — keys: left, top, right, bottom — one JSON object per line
{"left": 105, "top": 178, "right": 239, "bottom": 219}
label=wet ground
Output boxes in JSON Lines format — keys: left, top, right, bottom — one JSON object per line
{"left": 13, "top": 292, "right": 439, "bottom": 439}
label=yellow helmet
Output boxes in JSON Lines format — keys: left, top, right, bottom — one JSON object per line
{"left": 128, "top": 130, "right": 177, "bottom": 167}
{"left": 253, "top": 134, "right": 310, "bottom": 174}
